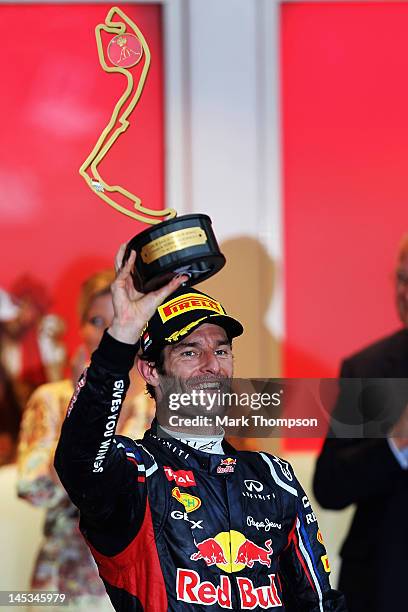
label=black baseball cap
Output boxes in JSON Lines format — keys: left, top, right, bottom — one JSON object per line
{"left": 140, "top": 286, "right": 243, "bottom": 358}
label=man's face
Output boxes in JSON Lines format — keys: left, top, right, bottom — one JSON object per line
{"left": 396, "top": 253, "right": 408, "bottom": 327}
{"left": 155, "top": 323, "right": 234, "bottom": 423}
{"left": 163, "top": 323, "right": 233, "bottom": 380}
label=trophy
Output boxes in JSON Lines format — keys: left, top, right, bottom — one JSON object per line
{"left": 80, "top": 7, "right": 225, "bottom": 292}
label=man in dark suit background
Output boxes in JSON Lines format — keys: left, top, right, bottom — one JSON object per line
{"left": 313, "top": 236, "right": 408, "bottom": 612}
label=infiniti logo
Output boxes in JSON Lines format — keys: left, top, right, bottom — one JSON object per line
{"left": 244, "top": 479, "right": 264, "bottom": 493}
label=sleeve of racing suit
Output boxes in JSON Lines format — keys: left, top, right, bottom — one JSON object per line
{"left": 276, "top": 464, "right": 348, "bottom": 611}
{"left": 313, "top": 360, "right": 406, "bottom": 510}
{"left": 54, "top": 330, "right": 145, "bottom": 529}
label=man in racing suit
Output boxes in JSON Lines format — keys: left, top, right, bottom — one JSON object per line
{"left": 55, "top": 246, "right": 347, "bottom": 611}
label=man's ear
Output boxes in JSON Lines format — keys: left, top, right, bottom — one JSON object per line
{"left": 136, "top": 356, "right": 160, "bottom": 388}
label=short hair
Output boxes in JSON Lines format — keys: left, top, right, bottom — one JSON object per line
{"left": 78, "top": 270, "right": 115, "bottom": 323}
{"left": 138, "top": 349, "right": 166, "bottom": 399}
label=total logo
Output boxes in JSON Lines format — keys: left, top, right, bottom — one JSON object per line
{"left": 164, "top": 466, "right": 196, "bottom": 487}
{"left": 217, "top": 457, "right": 236, "bottom": 474}
{"left": 190, "top": 530, "right": 273, "bottom": 573}
{"left": 177, "top": 569, "right": 282, "bottom": 608}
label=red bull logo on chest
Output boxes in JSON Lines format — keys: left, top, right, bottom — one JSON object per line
{"left": 176, "top": 569, "right": 282, "bottom": 608}
{"left": 217, "top": 457, "right": 236, "bottom": 474}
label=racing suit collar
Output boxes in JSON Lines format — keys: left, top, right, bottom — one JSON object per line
{"left": 143, "top": 419, "right": 237, "bottom": 473}
{"left": 158, "top": 423, "right": 225, "bottom": 455}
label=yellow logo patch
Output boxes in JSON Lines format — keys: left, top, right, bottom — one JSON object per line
{"left": 172, "top": 487, "right": 201, "bottom": 513}
{"left": 321, "top": 554, "right": 331, "bottom": 573}
{"left": 165, "top": 317, "right": 208, "bottom": 343}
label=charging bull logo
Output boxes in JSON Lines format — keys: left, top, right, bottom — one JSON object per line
{"left": 190, "top": 538, "right": 228, "bottom": 565}
{"left": 235, "top": 538, "right": 273, "bottom": 568}
{"left": 190, "top": 530, "right": 273, "bottom": 573}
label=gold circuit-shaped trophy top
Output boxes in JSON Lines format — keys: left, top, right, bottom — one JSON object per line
{"left": 81, "top": 7, "right": 226, "bottom": 292}
{"left": 79, "top": 6, "right": 176, "bottom": 225}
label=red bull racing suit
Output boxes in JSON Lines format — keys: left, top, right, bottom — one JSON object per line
{"left": 55, "top": 332, "right": 347, "bottom": 611}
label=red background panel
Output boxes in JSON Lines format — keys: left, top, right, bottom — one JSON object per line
{"left": 282, "top": 1, "right": 407, "bottom": 379}
{"left": 0, "top": 3, "right": 164, "bottom": 354}
{"left": 281, "top": 2, "right": 408, "bottom": 449}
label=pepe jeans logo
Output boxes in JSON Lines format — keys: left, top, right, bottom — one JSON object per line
{"left": 247, "top": 516, "right": 282, "bottom": 531}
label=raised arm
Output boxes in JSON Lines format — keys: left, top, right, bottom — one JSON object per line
{"left": 54, "top": 247, "right": 187, "bottom": 524}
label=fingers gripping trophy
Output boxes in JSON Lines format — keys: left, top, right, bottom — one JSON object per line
{"left": 81, "top": 6, "right": 226, "bottom": 293}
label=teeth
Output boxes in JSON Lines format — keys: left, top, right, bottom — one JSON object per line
{"left": 195, "top": 382, "right": 220, "bottom": 389}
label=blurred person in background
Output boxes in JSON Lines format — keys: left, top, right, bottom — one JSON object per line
{"left": 0, "top": 276, "right": 66, "bottom": 404}
{"left": 313, "top": 235, "right": 408, "bottom": 612}
{"left": 0, "top": 362, "right": 22, "bottom": 466}
{"left": 17, "top": 270, "right": 154, "bottom": 611}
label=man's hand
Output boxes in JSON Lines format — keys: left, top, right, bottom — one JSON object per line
{"left": 389, "top": 404, "right": 408, "bottom": 450}
{"left": 108, "top": 243, "right": 188, "bottom": 345}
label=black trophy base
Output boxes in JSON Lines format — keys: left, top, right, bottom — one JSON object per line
{"left": 123, "top": 214, "right": 226, "bottom": 293}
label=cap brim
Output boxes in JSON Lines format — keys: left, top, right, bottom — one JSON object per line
{"left": 201, "top": 313, "right": 243, "bottom": 340}
{"left": 162, "top": 313, "right": 243, "bottom": 348}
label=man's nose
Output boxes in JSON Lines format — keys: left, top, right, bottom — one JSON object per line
{"left": 199, "top": 350, "right": 221, "bottom": 375}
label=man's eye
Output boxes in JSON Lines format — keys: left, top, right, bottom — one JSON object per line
{"left": 180, "top": 350, "right": 197, "bottom": 358}
{"left": 215, "top": 349, "right": 230, "bottom": 356}
{"left": 88, "top": 316, "right": 105, "bottom": 328}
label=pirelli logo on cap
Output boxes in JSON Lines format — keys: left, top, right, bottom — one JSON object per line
{"left": 158, "top": 293, "right": 225, "bottom": 322}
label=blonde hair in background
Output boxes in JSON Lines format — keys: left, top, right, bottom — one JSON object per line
{"left": 78, "top": 270, "right": 115, "bottom": 323}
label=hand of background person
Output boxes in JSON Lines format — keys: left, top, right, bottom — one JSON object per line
{"left": 389, "top": 403, "right": 408, "bottom": 450}
{"left": 108, "top": 244, "right": 188, "bottom": 345}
